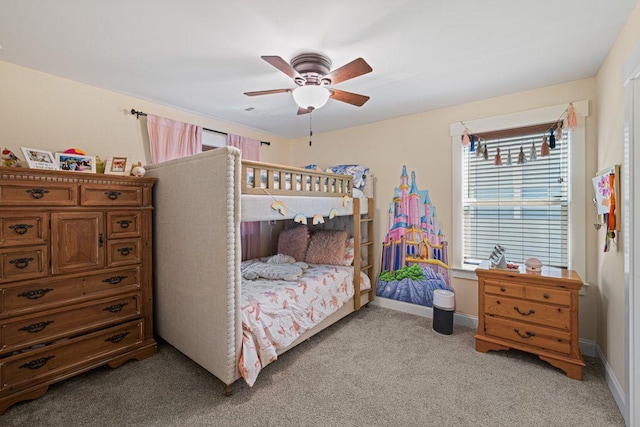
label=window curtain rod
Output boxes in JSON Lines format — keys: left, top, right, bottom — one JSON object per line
{"left": 130, "top": 109, "right": 270, "bottom": 146}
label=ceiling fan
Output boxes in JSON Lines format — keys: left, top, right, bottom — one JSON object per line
{"left": 244, "top": 53, "right": 373, "bottom": 114}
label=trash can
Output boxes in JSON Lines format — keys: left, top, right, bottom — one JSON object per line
{"left": 432, "top": 289, "right": 455, "bottom": 336}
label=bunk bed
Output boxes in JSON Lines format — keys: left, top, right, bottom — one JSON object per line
{"left": 145, "top": 146, "right": 375, "bottom": 395}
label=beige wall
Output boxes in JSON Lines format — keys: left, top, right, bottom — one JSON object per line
{"left": 290, "top": 78, "right": 599, "bottom": 342}
{"left": 595, "top": 0, "right": 640, "bottom": 393}
{"left": 0, "top": 60, "right": 290, "bottom": 166}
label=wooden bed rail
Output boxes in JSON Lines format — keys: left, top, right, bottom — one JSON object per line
{"left": 353, "top": 197, "right": 375, "bottom": 310}
{"left": 241, "top": 160, "right": 353, "bottom": 197}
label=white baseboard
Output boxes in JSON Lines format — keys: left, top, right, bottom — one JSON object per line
{"left": 370, "top": 297, "right": 478, "bottom": 329}
{"left": 579, "top": 338, "right": 597, "bottom": 358}
{"left": 595, "top": 344, "right": 627, "bottom": 426}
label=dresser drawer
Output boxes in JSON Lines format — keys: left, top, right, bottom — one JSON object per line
{"left": 484, "top": 316, "right": 571, "bottom": 355}
{"left": 484, "top": 294, "right": 571, "bottom": 330}
{"left": 484, "top": 279, "right": 524, "bottom": 298}
{"left": 107, "top": 239, "right": 141, "bottom": 267}
{"left": 0, "top": 320, "right": 143, "bottom": 392}
{"left": 107, "top": 211, "right": 141, "bottom": 238}
{"left": 0, "top": 267, "right": 141, "bottom": 316}
{"left": 525, "top": 286, "right": 571, "bottom": 306}
{"left": 0, "top": 182, "right": 77, "bottom": 206}
{"left": 0, "top": 213, "right": 48, "bottom": 246}
{"left": 0, "top": 246, "right": 48, "bottom": 284}
{"left": 0, "top": 293, "right": 141, "bottom": 355}
{"left": 80, "top": 185, "right": 142, "bottom": 207}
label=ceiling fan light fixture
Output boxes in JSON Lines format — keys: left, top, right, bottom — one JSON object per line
{"left": 292, "top": 85, "right": 330, "bottom": 110}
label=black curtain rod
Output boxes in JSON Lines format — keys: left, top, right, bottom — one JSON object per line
{"left": 130, "top": 109, "right": 270, "bottom": 146}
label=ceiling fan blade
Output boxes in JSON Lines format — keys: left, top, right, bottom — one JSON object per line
{"left": 297, "top": 107, "right": 311, "bottom": 115}
{"left": 321, "top": 58, "right": 372, "bottom": 85}
{"left": 261, "top": 56, "right": 305, "bottom": 82}
{"left": 244, "top": 89, "right": 292, "bottom": 96}
{"left": 329, "top": 89, "right": 370, "bottom": 107}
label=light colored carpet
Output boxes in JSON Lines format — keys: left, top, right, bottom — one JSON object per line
{"left": 1, "top": 306, "right": 624, "bottom": 426}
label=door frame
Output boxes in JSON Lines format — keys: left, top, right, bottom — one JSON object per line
{"left": 623, "top": 43, "right": 640, "bottom": 427}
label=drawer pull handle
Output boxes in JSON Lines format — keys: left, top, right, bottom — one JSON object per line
{"left": 20, "top": 355, "right": 55, "bottom": 370}
{"left": 98, "top": 233, "right": 104, "bottom": 248}
{"left": 105, "top": 332, "right": 130, "bottom": 343}
{"left": 26, "top": 188, "right": 49, "bottom": 199}
{"left": 19, "top": 320, "right": 54, "bottom": 333}
{"left": 104, "top": 191, "right": 121, "bottom": 200}
{"left": 18, "top": 288, "right": 53, "bottom": 300}
{"left": 9, "top": 223, "right": 33, "bottom": 235}
{"left": 117, "top": 219, "right": 132, "bottom": 229}
{"left": 102, "top": 275, "right": 128, "bottom": 285}
{"left": 103, "top": 302, "right": 129, "bottom": 313}
{"left": 514, "top": 306, "right": 535, "bottom": 316}
{"left": 9, "top": 257, "right": 34, "bottom": 269}
{"left": 514, "top": 328, "right": 535, "bottom": 339}
{"left": 500, "top": 286, "right": 506, "bottom": 292}
{"left": 543, "top": 293, "right": 550, "bottom": 299}
{"left": 117, "top": 247, "right": 133, "bottom": 256}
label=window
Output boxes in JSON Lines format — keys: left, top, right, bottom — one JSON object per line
{"left": 462, "top": 124, "right": 569, "bottom": 268}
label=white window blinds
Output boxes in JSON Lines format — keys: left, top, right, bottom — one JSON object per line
{"left": 462, "top": 125, "right": 569, "bottom": 268}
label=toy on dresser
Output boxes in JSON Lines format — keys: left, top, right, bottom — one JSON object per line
{"left": 1, "top": 148, "right": 24, "bottom": 167}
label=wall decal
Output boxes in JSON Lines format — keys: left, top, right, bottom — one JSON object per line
{"left": 377, "top": 166, "right": 452, "bottom": 307}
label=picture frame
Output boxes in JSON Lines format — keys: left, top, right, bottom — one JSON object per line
{"left": 55, "top": 152, "right": 97, "bottom": 173}
{"left": 105, "top": 156, "right": 130, "bottom": 175}
{"left": 20, "top": 147, "right": 59, "bottom": 170}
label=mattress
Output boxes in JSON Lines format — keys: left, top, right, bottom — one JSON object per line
{"left": 238, "top": 261, "right": 371, "bottom": 386}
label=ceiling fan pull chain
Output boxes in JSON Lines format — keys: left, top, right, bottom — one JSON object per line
{"left": 309, "top": 111, "right": 313, "bottom": 146}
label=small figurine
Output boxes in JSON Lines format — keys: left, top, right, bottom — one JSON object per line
{"left": 130, "top": 161, "right": 146, "bottom": 177}
{"left": 483, "top": 143, "right": 489, "bottom": 160}
{"left": 506, "top": 147, "right": 512, "bottom": 166}
{"left": 95, "top": 156, "right": 106, "bottom": 174}
{"left": 1, "top": 148, "right": 23, "bottom": 167}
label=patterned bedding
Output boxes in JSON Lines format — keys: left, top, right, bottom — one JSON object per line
{"left": 238, "top": 260, "right": 371, "bottom": 386}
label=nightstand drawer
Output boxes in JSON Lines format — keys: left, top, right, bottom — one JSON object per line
{"left": 484, "top": 280, "right": 524, "bottom": 298}
{"left": 0, "top": 246, "right": 48, "bottom": 284}
{"left": 484, "top": 294, "right": 570, "bottom": 330}
{"left": 0, "top": 320, "right": 143, "bottom": 392}
{"left": 484, "top": 316, "right": 571, "bottom": 355}
{"left": 525, "top": 286, "right": 571, "bottom": 306}
{"left": 80, "top": 185, "right": 142, "bottom": 207}
{"left": 0, "top": 213, "right": 48, "bottom": 246}
{"left": 0, "top": 293, "right": 141, "bottom": 354}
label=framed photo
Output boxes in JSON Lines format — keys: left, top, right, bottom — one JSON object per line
{"left": 105, "top": 156, "right": 130, "bottom": 175}
{"left": 20, "top": 147, "right": 59, "bottom": 170}
{"left": 55, "top": 153, "right": 97, "bottom": 173}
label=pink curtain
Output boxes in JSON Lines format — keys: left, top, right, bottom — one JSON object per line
{"left": 227, "top": 134, "right": 260, "bottom": 260}
{"left": 147, "top": 114, "right": 202, "bottom": 163}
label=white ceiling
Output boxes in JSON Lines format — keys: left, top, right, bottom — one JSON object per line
{"left": 0, "top": 1, "right": 636, "bottom": 139}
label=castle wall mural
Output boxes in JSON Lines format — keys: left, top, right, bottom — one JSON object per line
{"left": 376, "top": 166, "right": 453, "bottom": 306}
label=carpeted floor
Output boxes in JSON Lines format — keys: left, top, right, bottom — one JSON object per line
{"left": 1, "top": 306, "right": 625, "bottom": 426}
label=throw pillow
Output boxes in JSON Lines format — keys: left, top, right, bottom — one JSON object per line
{"left": 305, "top": 230, "right": 348, "bottom": 265}
{"left": 343, "top": 237, "right": 355, "bottom": 266}
{"left": 277, "top": 225, "right": 310, "bottom": 262}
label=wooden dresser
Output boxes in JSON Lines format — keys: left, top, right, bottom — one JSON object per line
{"left": 0, "top": 167, "right": 156, "bottom": 414}
{"left": 474, "top": 266, "right": 585, "bottom": 380}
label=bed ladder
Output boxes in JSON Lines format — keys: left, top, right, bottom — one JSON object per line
{"left": 353, "top": 197, "right": 375, "bottom": 310}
